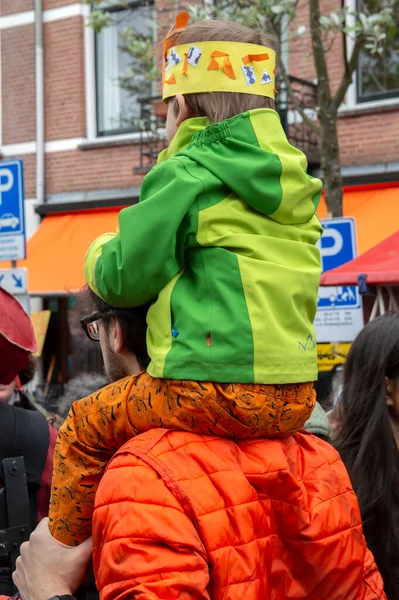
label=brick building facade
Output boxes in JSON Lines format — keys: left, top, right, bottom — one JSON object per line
{"left": 1, "top": 2, "right": 145, "bottom": 208}
{"left": 0, "top": 0, "right": 398, "bottom": 383}
{"left": 290, "top": 0, "right": 399, "bottom": 178}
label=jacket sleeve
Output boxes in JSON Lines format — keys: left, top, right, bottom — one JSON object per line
{"left": 92, "top": 451, "right": 211, "bottom": 600}
{"left": 48, "top": 383, "right": 143, "bottom": 546}
{"left": 84, "top": 157, "right": 204, "bottom": 308}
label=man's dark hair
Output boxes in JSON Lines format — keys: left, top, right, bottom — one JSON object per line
{"left": 19, "top": 355, "right": 37, "bottom": 386}
{"left": 81, "top": 286, "right": 150, "bottom": 371}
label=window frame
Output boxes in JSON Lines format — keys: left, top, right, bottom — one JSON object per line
{"left": 94, "top": 0, "right": 155, "bottom": 138}
{"left": 355, "top": 0, "right": 399, "bottom": 104}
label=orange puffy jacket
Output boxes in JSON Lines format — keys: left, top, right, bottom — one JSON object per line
{"left": 93, "top": 429, "right": 386, "bottom": 600}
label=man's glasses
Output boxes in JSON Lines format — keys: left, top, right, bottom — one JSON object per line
{"left": 80, "top": 312, "right": 103, "bottom": 342}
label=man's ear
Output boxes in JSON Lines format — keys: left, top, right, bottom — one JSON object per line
{"left": 110, "top": 318, "right": 124, "bottom": 355}
{"left": 175, "top": 94, "right": 192, "bottom": 126}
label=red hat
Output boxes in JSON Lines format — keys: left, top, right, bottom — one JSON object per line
{"left": 0, "top": 288, "right": 37, "bottom": 385}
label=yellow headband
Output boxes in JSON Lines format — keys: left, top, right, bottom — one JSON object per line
{"left": 162, "top": 41, "right": 277, "bottom": 101}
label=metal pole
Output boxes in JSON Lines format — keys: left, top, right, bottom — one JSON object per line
{"left": 83, "top": 3, "right": 96, "bottom": 140}
{"left": 35, "top": 0, "right": 45, "bottom": 205}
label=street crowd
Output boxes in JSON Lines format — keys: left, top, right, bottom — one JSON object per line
{"left": 0, "top": 14, "right": 398, "bottom": 600}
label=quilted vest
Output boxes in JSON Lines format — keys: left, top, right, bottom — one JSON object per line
{"left": 93, "top": 429, "right": 385, "bottom": 600}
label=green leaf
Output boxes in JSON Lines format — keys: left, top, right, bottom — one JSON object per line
{"left": 87, "top": 10, "right": 113, "bottom": 33}
{"left": 368, "top": 14, "right": 386, "bottom": 26}
{"left": 342, "top": 25, "right": 357, "bottom": 33}
{"left": 319, "top": 15, "right": 331, "bottom": 27}
{"left": 359, "top": 12, "right": 368, "bottom": 30}
{"left": 271, "top": 5, "right": 285, "bottom": 14}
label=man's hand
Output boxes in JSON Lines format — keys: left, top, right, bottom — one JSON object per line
{"left": 13, "top": 518, "right": 93, "bottom": 600}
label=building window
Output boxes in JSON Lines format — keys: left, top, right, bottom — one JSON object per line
{"left": 356, "top": 0, "right": 399, "bottom": 103}
{"left": 95, "top": 2, "right": 155, "bottom": 136}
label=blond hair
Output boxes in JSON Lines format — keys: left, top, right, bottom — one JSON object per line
{"left": 165, "top": 20, "right": 278, "bottom": 123}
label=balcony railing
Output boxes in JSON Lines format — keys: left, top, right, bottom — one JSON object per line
{"left": 134, "top": 75, "right": 320, "bottom": 174}
{"left": 133, "top": 97, "right": 168, "bottom": 175}
{"left": 276, "top": 75, "right": 320, "bottom": 165}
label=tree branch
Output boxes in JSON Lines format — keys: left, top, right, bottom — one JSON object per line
{"left": 341, "top": 0, "right": 349, "bottom": 74}
{"left": 279, "top": 59, "right": 321, "bottom": 136}
{"left": 332, "top": 36, "right": 362, "bottom": 109}
{"left": 309, "top": 0, "right": 332, "bottom": 104}
{"left": 323, "top": 31, "right": 337, "bottom": 54}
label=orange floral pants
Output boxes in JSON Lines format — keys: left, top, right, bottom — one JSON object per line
{"left": 49, "top": 373, "right": 315, "bottom": 546}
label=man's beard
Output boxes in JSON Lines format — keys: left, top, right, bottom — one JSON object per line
{"left": 103, "top": 344, "right": 129, "bottom": 383}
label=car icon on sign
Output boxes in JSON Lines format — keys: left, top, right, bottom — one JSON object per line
{"left": 0, "top": 213, "right": 19, "bottom": 229}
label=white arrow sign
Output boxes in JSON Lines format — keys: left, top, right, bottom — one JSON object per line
{"left": 0, "top": 267, "right": 27, "bottom": 295}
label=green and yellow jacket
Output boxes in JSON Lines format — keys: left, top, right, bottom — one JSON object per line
{"left": 85, "top": 109, "right": 323, "bottom": 384}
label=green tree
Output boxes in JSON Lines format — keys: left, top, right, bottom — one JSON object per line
{"left": 86, "top": 0, "right": 396, "bottom": 216}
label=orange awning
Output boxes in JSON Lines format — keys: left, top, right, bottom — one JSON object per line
{"left": 318, "top": 184, "right": 399, "bottom": 255}
{"left": 1, "top": 209, "right": 120, "bottom": 295}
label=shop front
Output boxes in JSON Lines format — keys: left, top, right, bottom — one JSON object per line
{"left": 3, "top": 207, "right": 124, "bottom": 396}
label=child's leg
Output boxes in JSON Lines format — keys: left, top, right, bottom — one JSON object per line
{"left": 49, "top": 372, "right": 148, "bottom": 546}
{"left": 49, "top": 375, "right": 315, "bottom": 546}
{"left": 211, "top": 382, "right": 316, "bottom": 436}
{"left": 50, "top": 372, "right": 231, "bottom": 546}
{"left": 154, "top": 380, "right": 316, "bottom": 437}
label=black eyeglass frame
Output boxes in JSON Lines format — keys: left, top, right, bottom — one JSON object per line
{"left": 80, "top": 311, "right": 104, "bottom": 342}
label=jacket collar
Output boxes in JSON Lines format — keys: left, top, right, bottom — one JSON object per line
{"left": 157, "top": 116, "right": 209, "bottom": 164}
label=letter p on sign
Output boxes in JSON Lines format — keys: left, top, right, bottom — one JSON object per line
{"left": 319, "top": 228, "right": 343, "bottom": 258}
{"left": 0, "top": 168, "right": 14, "bottom": 205}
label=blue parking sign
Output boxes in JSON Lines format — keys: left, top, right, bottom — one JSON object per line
{"left": 317, "top": 218, "right": 360, "bottom": 310}
{"left": 318, "top": 284, "right": 360, "bottom": 309}
{"left": 0, "top": 159, "right": 26, "bottom": 261}
{"left": 319, "top": 218, "right": 357, "bottom": 272}
{"left": 315, "top": 217, "right": 364, "bottom": 343}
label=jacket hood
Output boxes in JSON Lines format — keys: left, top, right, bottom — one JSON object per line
{"left": 171, "top": 109, "right": 322, "bottom": 226}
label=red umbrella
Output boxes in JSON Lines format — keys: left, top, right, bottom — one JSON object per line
{"left": 0, "top": 288, "right": 37, "bottom": 384}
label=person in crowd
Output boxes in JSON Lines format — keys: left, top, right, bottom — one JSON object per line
{"left": 1, "top": 355, "right": 40, "bottom": 410}
{"left": 8, "top": 285, "right": 386, "bottom": 600}
{"left": 334, "top": 312, "right": 399, "bottom": 600}
{"left": 313, "top": 363, "right": 344, "bottom": 412}
{"left": 0, "top": 289, "right": 36, "bottom": 385}
{"left": 304, "top": 399, "right": 332, "bottom": 442}
{"left": 49, "top": 15, "right": 323, "bottom": 548}
{"left": 0, "top": 381, "right": 18, "bottom": 405}
{"left": 56, "top": 373, "right": 108, "bottom": 421}
{"left": 0, "top": 289, "right": 57, "bottom": 595}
